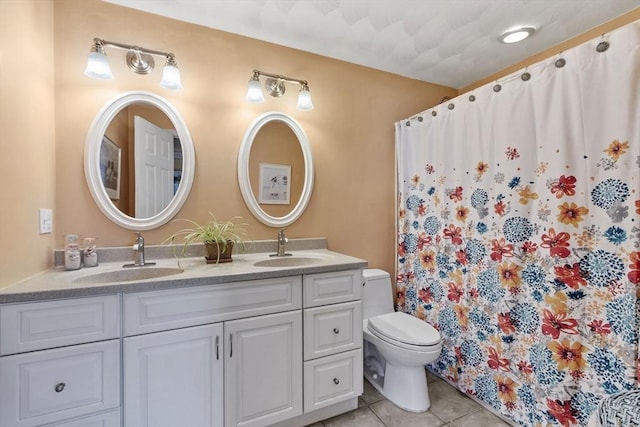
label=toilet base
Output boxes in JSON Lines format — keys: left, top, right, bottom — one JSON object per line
{"left": 364, "top": 363, "right": 430, "bottom": 412}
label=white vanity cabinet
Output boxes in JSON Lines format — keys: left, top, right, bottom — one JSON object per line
{"left": 0, "top": 261, "right": 366, "bottom": 427}
{"left": 0, "top": 295, "right": 121, "bottom": 427}
{"left": 302, "top": 270, "right": 363, "bottom": 413}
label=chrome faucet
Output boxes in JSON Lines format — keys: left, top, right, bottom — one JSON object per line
{"left": 133, "top": 233, "right": 146, "bottom": 266}
{"left": 124, "top": 233, "right": 156, "bottom": 268}
{"left": 271, "top": 228, "right": 292, "bottom": 257}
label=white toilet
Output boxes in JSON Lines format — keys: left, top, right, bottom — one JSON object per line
{"left": 362, "top": 268, "right": 442, "bottom": 412}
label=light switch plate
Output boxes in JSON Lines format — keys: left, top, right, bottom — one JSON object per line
{"left": 39, "top": 209, "right": 52, "bottom": 234}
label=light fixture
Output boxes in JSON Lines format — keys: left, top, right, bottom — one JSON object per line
{"left": 499, "top": 26, "right": 536, "bottom": 44}
{"left": 296, "top": 83, "right": 314, "bottom": 111}
{"left": 245, "top": 71, "right": 265, "bottom": 103}
{"left": 84, "top": 40, "right": 113, "bottom": 80}
{"left": 246, "top": 69, "right": 313, "bottom": 111}
{"left": 159, "top": 55, "right": 183, "bottom": 90}
{"left": 84, "top": 38, "right": 183, "bottom": 90}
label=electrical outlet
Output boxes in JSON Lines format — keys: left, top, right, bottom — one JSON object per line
{"left": 39, "top": 209, "right": 52, "bottom": 234}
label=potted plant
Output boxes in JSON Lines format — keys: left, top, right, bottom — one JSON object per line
{"left": 164, "top": 213, "right": 250, "bottom": 264}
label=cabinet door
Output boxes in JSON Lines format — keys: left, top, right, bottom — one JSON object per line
{"left": 0, "top": 340, "right": 119, "bottom": 427}
{"left": 124, "top": 323, "right": 223, "bottom": 427}
{"left": 304, "top": 349, "right": 363, "bottom": 412}
{"left": 303, "top": 301, "right": 362, "bottom": 360}
{"left": 303, "top": 270, "right": 362, "bottom": 308}
{"left": 1, "top": 295, "right": 120, "bottom": 355}
{"left": 225, "top": 311, "right": 302, "bottom": 427}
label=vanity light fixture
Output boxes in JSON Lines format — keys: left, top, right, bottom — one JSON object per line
{"left": 498, "top": 26, "right": 536, "bottom": 44}
{"left": 245, "top": 70, "right": 314, "bottom": 111}
{"left": 84, "top": 37, "right": 183, "bottom": 90}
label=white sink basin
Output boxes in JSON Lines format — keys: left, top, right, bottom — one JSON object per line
{"left": 253, "top": 256, "right": 327, "bottom": 268}
{"left": 74, "top": 267, "right": 184, "bottom": 284}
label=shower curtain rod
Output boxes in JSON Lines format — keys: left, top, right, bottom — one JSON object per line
{"left": 403, "top": 35, "right": 613, "bottom": 126}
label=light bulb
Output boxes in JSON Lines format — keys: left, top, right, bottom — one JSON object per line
{"left": 160, "top": 63, "right": 183, "bottom": 90}
{"left": 296, "top": 86, "right": 313, "bottom": 111}
{"left": 84, "top": 51, "right": 113, "bottom": 80}
{"left": 246, "top": 78, "right": 265, "bottom": 103}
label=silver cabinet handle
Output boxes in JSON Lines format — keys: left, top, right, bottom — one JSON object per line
{"left": 333, "top": 328, "right": 340, "bottom": 334}
{"left": 333, "top": 378, "right": 340, "bottom": 385}
{"left": 216, "top": 335, "right": 219, "bottom": 360}
{"left": 54, "top": 383, "right": 65, "bottom": 393}
{"left": 229, "top": 333, "right": 233, "bottom": 358}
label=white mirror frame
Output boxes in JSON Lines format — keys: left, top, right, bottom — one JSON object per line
{"left": 238, "top": 112, "right": 314, "bottom": 227}
{"left": 84, "top": 91, "right": 195, "bottom": 230}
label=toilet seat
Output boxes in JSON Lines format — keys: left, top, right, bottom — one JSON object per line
{"left": 367, "top": 312, "right": 441, "bottom": 351}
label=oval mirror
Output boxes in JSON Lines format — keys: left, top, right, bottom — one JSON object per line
{"left": 238, "top": 112, "right": 314, "bottom": 227}
{"left": 84, "top": 91, "right": 195, "bottom": 230}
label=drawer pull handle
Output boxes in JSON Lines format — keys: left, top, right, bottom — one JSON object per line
{"left": 333, "top": 378, "right": 340, "bottom": 385}
{"left": 229, "top": 333, "right": 233, "bottom": 358}
{"left": 54, "top": 383, "right": 66, "bottom": 393}
{"left": 216, "top": 335, "right": 219, "bottom": 360}
{"left": 333, "top": 328, "right": 340, "bottom": 334}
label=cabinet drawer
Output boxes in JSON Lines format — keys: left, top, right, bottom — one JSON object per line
{"left": 303, "top": 349, "right": 363, "bottom": 413}
{"left": 46, "top": 409, "right": 120, "bottom": 427}
{"left": 304, "top": 301, "right": 362, "bottom": 360}
{"left": 303, "top": 270, "right": 362, "bottom": 308}
{"left": 0, "top": 295, "right": 120, "bottom": 355}
{"left": 124, "top": 276, "right": 302, "bottom": 336}
{"left": 0, "top": 340, "right": 120, "bottom": 427}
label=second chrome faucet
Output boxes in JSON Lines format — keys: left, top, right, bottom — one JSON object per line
{"left": 271, "top": 228, "right": 292, "bottom": 257}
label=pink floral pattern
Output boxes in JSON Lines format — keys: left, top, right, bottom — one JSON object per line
{"left": 395, "top": 26, "right": 640, "bottom": 424}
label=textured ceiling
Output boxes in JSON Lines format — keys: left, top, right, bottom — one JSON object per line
{"left": 104, "top": 0, "right": 638, "bottom": 89}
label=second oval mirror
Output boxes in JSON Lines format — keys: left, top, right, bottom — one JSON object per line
{"left": 238, "top": 112, "right": 314, "bottom": 227}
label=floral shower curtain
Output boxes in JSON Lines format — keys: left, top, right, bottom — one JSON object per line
{"left": 395, "top": 21, "right": 639, "bottom": 426}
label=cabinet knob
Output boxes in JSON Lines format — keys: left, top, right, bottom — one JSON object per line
{"left": 54, "top": 383, "right": 66, "bottom": 393}
{"left": 333, "top": 378, "right": 340, "bottom": 385}
{"left": 333, "top": 328, "right": 339, "bottom": 334}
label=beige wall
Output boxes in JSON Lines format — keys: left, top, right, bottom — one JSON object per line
{"left": 51, "top": 0, "right": 456, "bottom": 279}
{"left": 0, "top": 1, "right": 56, "bottom": 287}
{"left": 5, "top": 1, "right": 634, "bottom": 289}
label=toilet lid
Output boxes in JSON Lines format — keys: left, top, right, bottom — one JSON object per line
{"left": 368, "top": 312, "right": 440, "bottom": 346}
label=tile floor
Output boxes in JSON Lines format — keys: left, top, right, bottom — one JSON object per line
{"left": 308, "top": 371, "right": 514, "bottom": 427}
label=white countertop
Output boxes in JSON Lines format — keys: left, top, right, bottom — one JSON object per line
{"left": 0, "top": 249, "right": 368, "bottom": 303}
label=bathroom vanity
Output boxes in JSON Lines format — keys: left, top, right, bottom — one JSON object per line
{"left": 0, "top": 248, "right": 366, "bottom": 427}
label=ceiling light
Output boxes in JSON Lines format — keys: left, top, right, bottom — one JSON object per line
{"left": 84, "top": 38, "right": 183, "bottom": 90}
{"left": 499, "top": 27, "right": 536, "bottom": 44}
{"left": 246, "top": 69, "right": 313, "bottom": 111}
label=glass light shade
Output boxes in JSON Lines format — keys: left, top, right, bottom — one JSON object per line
{"left": 499, "top": 27, "right": 535, "bottom": 44}
{"left": 160, "top": 64, "right": 183, "bottom": 90}
{"left": 246, "top": 79, "right": 265, "bottom": 103}
{"left": 296, "top": 87, "right": 314, "bottom": 111}
{"left": 84, "top": 51, "right": 113, "bottom": 80}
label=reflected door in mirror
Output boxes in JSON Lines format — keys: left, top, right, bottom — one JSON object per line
{"left": 103, "top": 105, "right": 183, "bottom": 218}
{"left": 134, "top": 116, "right": 175, "bottom": 218}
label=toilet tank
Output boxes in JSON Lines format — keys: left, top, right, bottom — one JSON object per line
{"left": 362, "top": 269, "right": 395, "bottom": 319}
